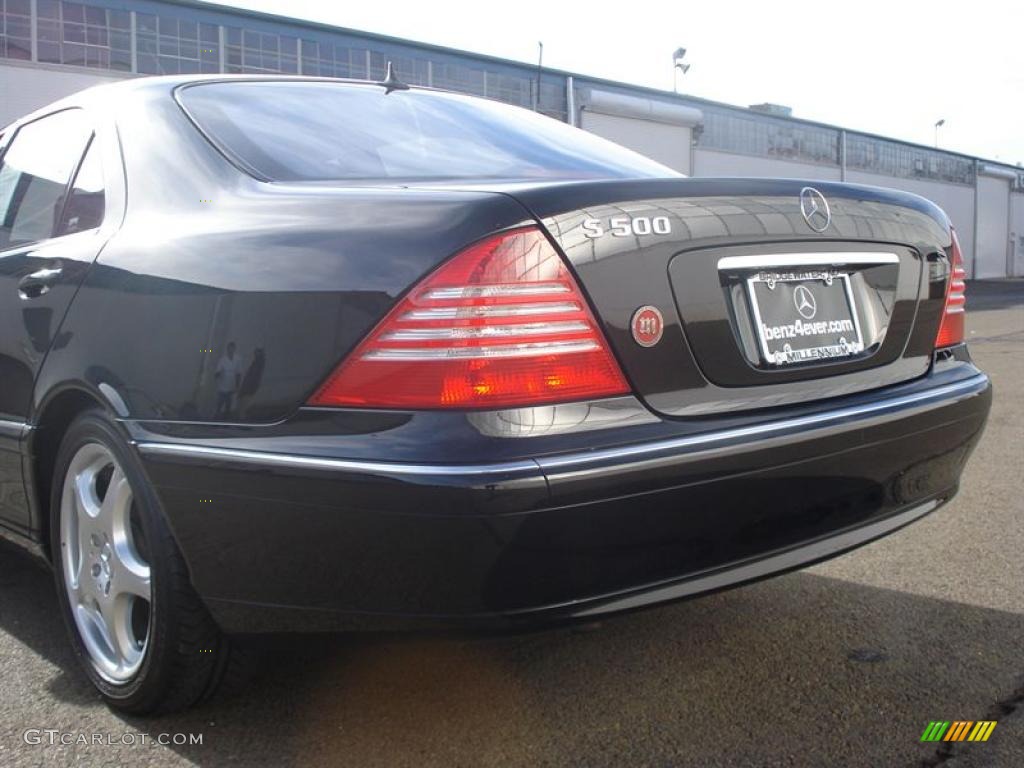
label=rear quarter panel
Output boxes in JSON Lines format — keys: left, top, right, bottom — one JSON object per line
{"left": 34, "top": 87, "right": 533, "bottom": 422}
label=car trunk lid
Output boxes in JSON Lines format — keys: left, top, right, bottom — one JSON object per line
{"left": 494, "top": 177, "right": 952, "bottom": 416}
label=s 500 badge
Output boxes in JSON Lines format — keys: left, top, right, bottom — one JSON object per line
{"left": 582, "top": 216, "right": 672, "bottom": 238}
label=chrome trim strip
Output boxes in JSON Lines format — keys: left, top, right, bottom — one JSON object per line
{"left": 537, "top": 374, "right": 988, "bottom": 472}
{"left": 0, "top": 419, "right": 29, "bottom": 440}
{"left": 382, "top": 321, "right": 589, "bottom": 341}
{"left": 135, "top": 374, "right": 988, "bottom": 479}
{"left": 572, "top": 499, "right": 939, "bottom": 617}
{"left": 718, "top": 252, "right": 900, "bottom": 270}
{"left": 403, "top": 302, "right": 579, "bottom": 320}
{"left": 135, "top": 442, "right": 540, "bottom": 478}
{"left": 424, "top": 283, "right": 569, "bottom": 300}
{"left": 363, "top": 339, "right": 598, "bottom": 361}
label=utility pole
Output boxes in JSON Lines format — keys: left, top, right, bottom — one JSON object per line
{"left": 534, "top": 41, "right": 544, "bottom": 111}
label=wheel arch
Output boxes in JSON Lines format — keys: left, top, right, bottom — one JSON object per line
{"left": 26, "top": 384, "right": 119, "bottom": 560}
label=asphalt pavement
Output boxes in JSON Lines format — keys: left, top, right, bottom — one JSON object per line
{"left": 1, "top": 280, "right": 1021, "bottom": 768}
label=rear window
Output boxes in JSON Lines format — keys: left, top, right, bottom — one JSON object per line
{"left": 177, "top": 81, "right": 677, "bottom": 183}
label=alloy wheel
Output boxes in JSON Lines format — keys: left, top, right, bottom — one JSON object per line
{"left": 59, "top": 442, "right": 152, "bottom": 683}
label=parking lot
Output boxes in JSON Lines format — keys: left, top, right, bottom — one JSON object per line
{"left": 1, "top": 280, "right": 1021, "bottom": 768}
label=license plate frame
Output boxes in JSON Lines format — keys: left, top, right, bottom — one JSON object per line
{"left": 746, "top": 270, "right": 865, "bottom": 367}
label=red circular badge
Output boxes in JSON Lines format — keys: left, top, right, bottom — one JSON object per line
{"left": 631, "top": 305, "right": 664, "bottom": 347}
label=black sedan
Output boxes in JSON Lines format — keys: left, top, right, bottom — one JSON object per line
{"left": 0, "top": 75, "right": 990, "bottom": 713}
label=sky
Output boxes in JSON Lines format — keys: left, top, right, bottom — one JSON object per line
{"left": 202, "top": 0, "right": 1024, "bottom": 164}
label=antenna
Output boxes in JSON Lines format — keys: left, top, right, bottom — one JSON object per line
{"left": 379, "top": 61, "right": 409, "bottom": 94}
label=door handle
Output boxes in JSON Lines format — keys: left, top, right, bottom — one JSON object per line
{"left": 18, "top": 265, "right": 63, "bottom": 300}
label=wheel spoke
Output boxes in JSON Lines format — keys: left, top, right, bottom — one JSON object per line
{"left": 66, "top": 504, "right": 88, "bottom": 593}
{"left": 69, "top": 565, "right": 88, "bottom": 602}
{"left": 106, "top": 595, "right": 144, "bottom": 668}
{"left": 97, "top": 468, "right": 129, "bottom": 531}
{"left": 73, "top": 466, "right": 101, "bottom": 519}
{"left": 74, "top": 525, "right": 87, "bottom": 589}
{"left": 76, "top": 598, "right": 118, "bottom": 674}
{"left": 112, "top": 558, "right": 151, "bottom": 600}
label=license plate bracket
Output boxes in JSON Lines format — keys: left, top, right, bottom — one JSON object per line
{"left": 746, "top": 270, "right": 864, "bottom": 366}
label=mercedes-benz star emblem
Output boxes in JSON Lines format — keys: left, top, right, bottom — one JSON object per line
{"left": 793, "top": 284, "right": 817, "bottom": 320}
{"left": 799, "top": 187, "right": 831, "bottom": 233}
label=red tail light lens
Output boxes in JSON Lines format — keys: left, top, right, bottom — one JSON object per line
{"left": 935, "top": 228, "right": 967, "bottom": 349}
{"left": 309, "top": 227, "right": 630, "bottom": 409}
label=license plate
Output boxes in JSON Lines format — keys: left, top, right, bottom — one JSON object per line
{"left": 747, "top": 270, "right": 864, "bottom": 366}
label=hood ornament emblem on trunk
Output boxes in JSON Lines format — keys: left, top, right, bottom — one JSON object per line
{"left": 799, "top": 187, "right": 831, "bottom": 232}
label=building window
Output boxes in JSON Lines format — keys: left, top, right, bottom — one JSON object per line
{"left": 225, "top": 27, "right": 298, "bottom": 73}
{"left": 846, "top": 134, "right": 974, "bottom": 185}
{"left": 535, "top": 79, "right": 567, "bottom": 121}
{"left": 37, "top": 1, "right": 131, "bottom": 71}
{"left": 136, "top": 13, "right": 219, "bottom": 75}
{"left": 699, "top": 106, "right": 839, "bottom": 167}
{"left": 0, "top": 0, "right": 31, "bottom": 61}
{"left": 486, "top": 72, "right": 533, "bottom": 110}
{"left": 368, "top": 51, "right": 429, "bottom": 85}
{"left": 431, "top": 61, "right": 486, "bottom": 97}
{"left": 300, "top": 40, "right": 367, "bottom": 78}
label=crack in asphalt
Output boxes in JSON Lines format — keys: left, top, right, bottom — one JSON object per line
{"left": 916, "top": 674, "right": 1024, "bottom": 767}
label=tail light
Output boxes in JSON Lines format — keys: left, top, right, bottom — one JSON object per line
{"left": 308, "top": 226, "right": 630, "bottom": 409}
{"left": 935, "top": 228, "right": 967, "bottom": 349}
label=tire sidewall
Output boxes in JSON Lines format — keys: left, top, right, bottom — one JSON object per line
{"left": 49, "top": 409, "right": 173, "bottom": 709}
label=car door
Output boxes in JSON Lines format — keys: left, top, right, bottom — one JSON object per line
{"left": 0, "top": 108, "right": 108, "bottom": 531}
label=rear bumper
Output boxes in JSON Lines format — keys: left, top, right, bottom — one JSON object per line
{"left": 135, "top": 370, "right": 992, "bottom": 633}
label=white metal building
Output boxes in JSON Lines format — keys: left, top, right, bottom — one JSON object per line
{"left": 2, "top": 0, "right": 1022, "bottom": 277}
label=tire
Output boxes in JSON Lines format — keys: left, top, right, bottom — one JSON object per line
{"left": 50, "top": 408, "right": 236, "bottom": 714}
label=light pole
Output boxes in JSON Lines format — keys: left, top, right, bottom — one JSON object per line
{"left": 673, "top": 47, "right": 689, "bottom": 93}
{"left": 533, "top": 42, "right": 544, "bottom": 112}
{"left": 934, "top": 118, "right": 945, "bottom": 148}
